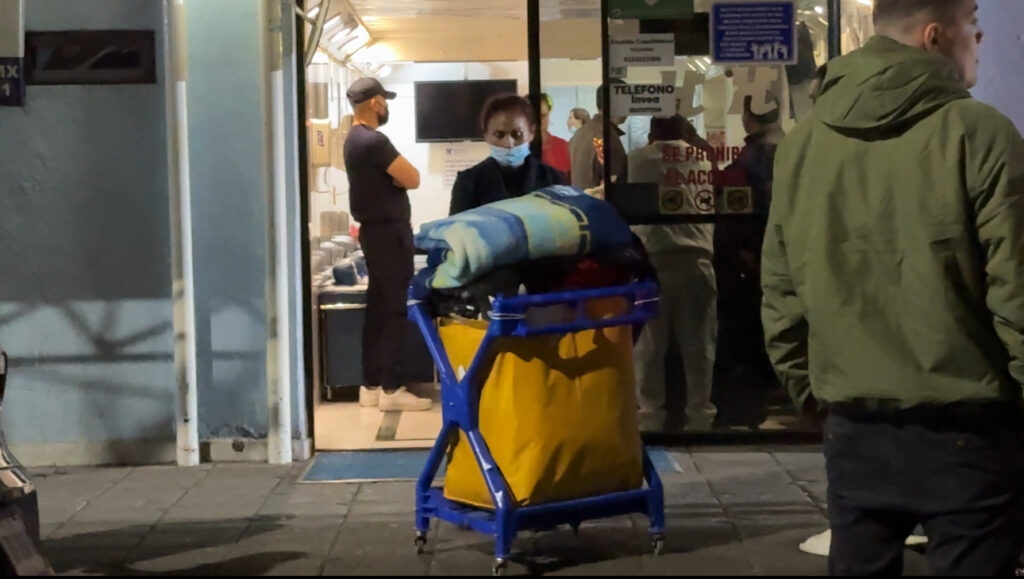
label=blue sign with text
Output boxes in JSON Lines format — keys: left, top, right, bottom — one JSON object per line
{"left": 0, "top": 57, "right": 25, "bottom": 107}
{"left": 711, "top": 1, "right": 797, "bottom": 65}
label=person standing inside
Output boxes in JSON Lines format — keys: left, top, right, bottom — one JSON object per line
{"left": 763, "top": 0, "right": 1024, "bottom": 575}
{"left": 538, "top": 93, "right": 571, "bottom": 181}
{"left": 569, "top": 83, "right": 628, "bottom": 189}
{"left": 566, "top": 107, "right": 591, "bottom": 137}
{"left": 344, "top": 77, "right": 431, "bottom": 412}
{"left": 628, "top": 115, "right": 719, "bottom": 433}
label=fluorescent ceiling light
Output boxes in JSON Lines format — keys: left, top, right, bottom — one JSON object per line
{"left": 324, "top": 15, "right": 342, "bottom": 29}
{"left": 330, "top": 24, "right": 355, "bottom": 44}
{"left": 308, "top": 5, "right": 320, "bottom": 18}
{"left": 338, "top": 27, "right": 370, "bottom": 54}
{"left": 814, "top": 5, "right": 824, "bottom": 14}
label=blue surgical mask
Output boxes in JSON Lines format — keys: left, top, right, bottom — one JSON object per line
{"left": 568, "top": 125, "right": 578, "bottom": 136}
{"left": 490, "top": 142, "right": 531, "bottom": 167}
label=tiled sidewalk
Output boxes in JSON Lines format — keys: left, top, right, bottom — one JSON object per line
{"left": 33, "top": 448, "right": 932, "bottom": 575}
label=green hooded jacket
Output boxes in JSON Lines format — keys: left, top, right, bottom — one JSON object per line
{"left": 762, "top": 36, "right": 1024, "bottom": 412}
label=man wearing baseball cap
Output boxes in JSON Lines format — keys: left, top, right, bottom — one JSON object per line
{"left": 343, "top": 77, "right": 431, "bottom": 412}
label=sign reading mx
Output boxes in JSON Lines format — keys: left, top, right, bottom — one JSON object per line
{"left": 0, "top": 58, "right": 25, "bottom": 107}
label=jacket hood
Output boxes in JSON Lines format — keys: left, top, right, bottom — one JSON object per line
{"left": 814, "top": 36, "right": 970, "bottom": 135}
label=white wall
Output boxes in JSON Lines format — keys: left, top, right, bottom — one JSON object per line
{"left": 0, "top": 0, "right": 175, "bottom": 465}
{"left": 972, "top": 0, "right": 1024, "bottom": 132}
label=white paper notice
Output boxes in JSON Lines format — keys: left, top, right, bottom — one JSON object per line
{"left": 610, "top": 34, "right": 675, "bottom": 69}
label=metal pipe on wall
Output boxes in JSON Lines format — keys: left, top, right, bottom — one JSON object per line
{"left": 828, "top": 0, "right": 842, "bottom": 59}
{"left": 527, "top": 0, "right": 541, "bottom": 160}
{"left": 164, "top": 0, "right": 200, "bottom": 467}
{"left": 264, "top": 0, "right": 294, "bottom": 465}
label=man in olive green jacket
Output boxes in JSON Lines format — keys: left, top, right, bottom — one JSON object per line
{"left": 762, "top": 0, "right": 1024, "bottom": 575}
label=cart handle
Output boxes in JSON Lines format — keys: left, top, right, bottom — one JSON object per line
{"left": 488, "top": 281, "right": 659, "bottom": 337}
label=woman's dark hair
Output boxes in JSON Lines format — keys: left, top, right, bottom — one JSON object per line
{"left": 479, "top": 94, "right": 536, "bottom": 132}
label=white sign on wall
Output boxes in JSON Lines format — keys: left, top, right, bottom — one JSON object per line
{"left": 611, "top": 83, "right": 676, "bottom": 117}
{"left": 440, "top": 142, "right": 488, "bottom": 190}
{"left": 610, "top": 34, "right": 675, "bottom": 70}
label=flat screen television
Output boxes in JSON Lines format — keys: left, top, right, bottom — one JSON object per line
{"left": 414, "top": 79, "right": 519, "bottom": 143}
{"left": 639, "top": 13, "right": 711, "bottom": 56}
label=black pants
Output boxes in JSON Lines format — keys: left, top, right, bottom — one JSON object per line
{"left": 824, "top": 405, "right": 1024, "bottom": 576}
{"left": 359, "top": 223, "right": 414, "bottom": 390}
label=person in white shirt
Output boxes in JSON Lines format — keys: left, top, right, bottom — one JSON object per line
{"left": 628, "top": 115, "right": 719, "bottom": 432}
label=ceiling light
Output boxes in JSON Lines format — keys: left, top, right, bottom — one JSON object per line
{"left": 337, "top": 27, "right": 370, "bottom": 54}
{"left": 814, "top": 5, "right": 824, "bottom": 14}
{"left": 324, "top": 15, "right": 341, "bottom": 29}
{"left": 329, "top": 24, "right": 355, "bottom": 44}
{"left": 307, "top": 5, "right": 320, "bottom": 18}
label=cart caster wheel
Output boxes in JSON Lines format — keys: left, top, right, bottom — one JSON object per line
{"left": 492, "top": 559, "right": 508, "bottom": 576}
{"left": 652, "top": 533, "right": 666, "bottom": 556}
{"left": 414, "top": 533, "right": 428, "bottom": 555}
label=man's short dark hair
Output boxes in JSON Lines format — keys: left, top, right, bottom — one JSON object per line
{"left": 596, "top": 79, "right": 626, "bottom": 112}
{"left": 649, "top": 115, "right": 688, "bottom": 142}
{"left": 743, "top": 95, "right": 781, "bottom": 127}
{"left": 479, "top": 94, "right": 536, "bottom": 132}
{"left": 872, "top": 0, "right": 960, "bottom": 28}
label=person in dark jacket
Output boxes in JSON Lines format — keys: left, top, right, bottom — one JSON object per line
{"left": 449, "top": 94, "right": 566, "bottom": 215}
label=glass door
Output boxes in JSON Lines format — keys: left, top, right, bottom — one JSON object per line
{"left": 570, "top": 0, "right": 836, "bottom": 436}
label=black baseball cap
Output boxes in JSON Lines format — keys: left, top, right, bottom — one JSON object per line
{"left": 347, "top": 77, "right": 396, "bottom": 104}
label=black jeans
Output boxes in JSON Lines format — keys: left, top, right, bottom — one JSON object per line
{"left": 359, "top": 223, "right": 414, "bottom": 390}
{"left": 824, "top": 404, "right": 1024, "bottom": 576}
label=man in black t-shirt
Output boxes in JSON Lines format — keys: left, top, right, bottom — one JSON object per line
{"left": 343, "top": 77, "right": 431, "bottom": 412}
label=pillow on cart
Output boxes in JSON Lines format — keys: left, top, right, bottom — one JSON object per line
{"left": 413, "top": 186, "right": 635, "bottom": 293}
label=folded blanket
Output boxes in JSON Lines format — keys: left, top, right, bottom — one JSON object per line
{"left": 413, "top": 186, "right": 635, "bottom": 295}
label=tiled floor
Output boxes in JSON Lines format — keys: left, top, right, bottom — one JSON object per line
{"left": 314, "top": 385, "right": 442, "bottom": 451}
{"left": 33, "top": 449, "right": 942, "bottom": 576}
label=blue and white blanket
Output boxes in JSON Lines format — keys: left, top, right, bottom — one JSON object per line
{"left": 412, "top": 186, "right": 635, "bottom": 296}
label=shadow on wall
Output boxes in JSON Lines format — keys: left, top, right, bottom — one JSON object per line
{"left": 0, "top": 297, "right": 268, "bottom": 448}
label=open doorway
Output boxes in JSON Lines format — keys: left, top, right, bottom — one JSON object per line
{"left": 299, "top": 0, "right": 532, "bottom": 451}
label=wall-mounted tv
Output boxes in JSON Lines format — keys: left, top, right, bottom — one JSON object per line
{"left": 639, "top": 13, "right": 711, "bottom": 56}
{"left": 414, "top": 79, "right": 519, "bottom": 143}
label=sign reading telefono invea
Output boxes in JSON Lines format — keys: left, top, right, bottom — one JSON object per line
{"left": 611, "top": 83, "right": 677, "bottom": 117}
{"left": 0, "top": 0, "right": 25, "bottom": 107}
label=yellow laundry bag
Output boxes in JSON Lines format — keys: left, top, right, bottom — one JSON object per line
{"left": 440, "top": 297, "right": 644, "bottom": 509}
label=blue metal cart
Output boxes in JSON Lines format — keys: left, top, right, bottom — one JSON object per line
{"left": 408, "top": 282, "right": 666, "bottom": 575}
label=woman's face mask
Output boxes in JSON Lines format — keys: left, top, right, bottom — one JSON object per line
{"left": 490, "top": 142, "right": 531, "bottom": 167}
{"left": 484, "top": 111, "right": 534, "bottom": 167}
{"left": 567, "top": 115, "right": 581, "bottom": 134}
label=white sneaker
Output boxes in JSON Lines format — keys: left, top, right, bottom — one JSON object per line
{"left": 905, "top": 534, "right": 928, "bottom": 547}
{"left": 798, "top": 528, "right": 928, "bottom": 557}
{"left": 359, "top": 386, "right": 381, "bottom": 408}
{"left": 799, "top": 528, "right": 831, "bottom": 557}
{"left": 379, "top": 387, "right": 432, "bottom": 412}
